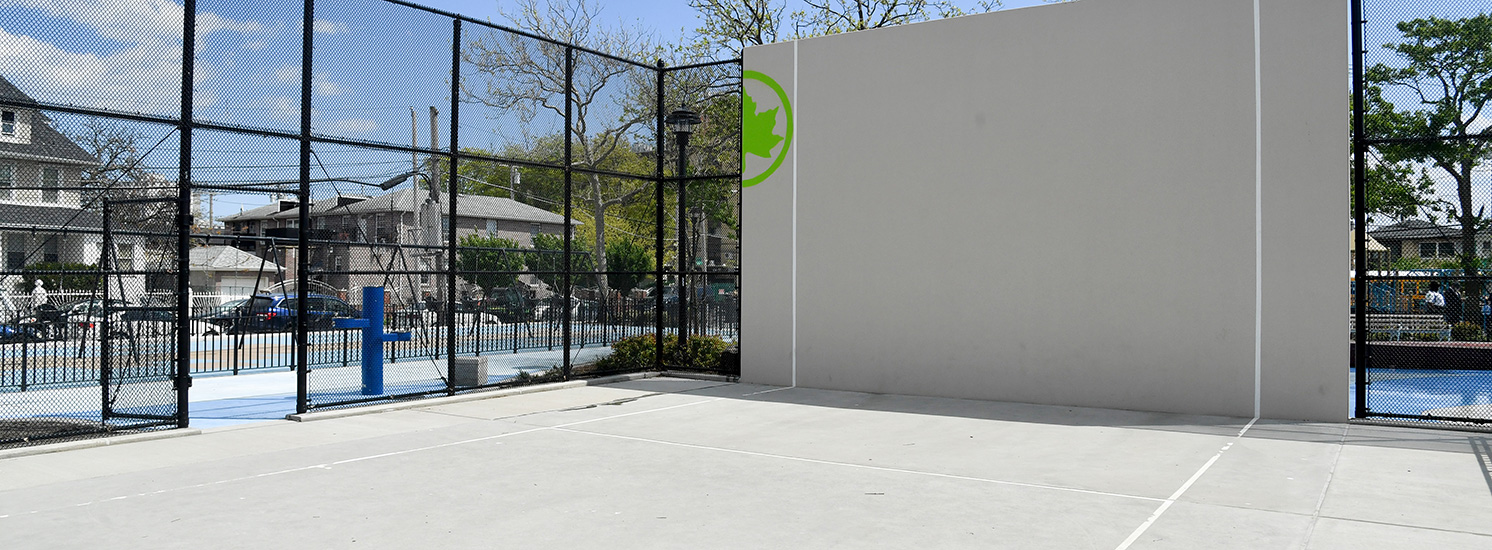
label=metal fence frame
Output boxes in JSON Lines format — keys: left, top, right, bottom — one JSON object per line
{"left": 1352, "top": 0, "right": 1492, "bottom": 425}
{"left": 0, "top": 0, "right": 742, "bottom": 446}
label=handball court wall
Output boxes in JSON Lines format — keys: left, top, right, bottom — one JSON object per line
{"left": 741, "top": 0, "right": 1345, "bottom": 421}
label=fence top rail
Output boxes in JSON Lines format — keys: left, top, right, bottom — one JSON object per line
{"left": 376, "top": 0, "right": 659, "bottom": 71}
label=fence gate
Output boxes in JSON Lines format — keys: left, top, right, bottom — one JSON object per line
{"left": 1353, "top": 0, "right": 1492, "bottom": 425}
{"left": 97, "top": 198, "right": 186, "bottom": 433}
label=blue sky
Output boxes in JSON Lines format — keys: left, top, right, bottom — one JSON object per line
{"left": 2, "top": 0, "right": 1484, "bottom": 223}
{"left": 420, "top": 0, "right": 1060, "bottom": 47}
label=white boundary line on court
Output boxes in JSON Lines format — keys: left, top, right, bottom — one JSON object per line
{"left": 1115, "top": 4, "right": 1267, "bottom": 547}
{"left": 0, "top": 386, "right": 792, "bottom": 520}
{"left": 1112, "top": 417, "right": 1259, "bottom": 550}
{"left": 553, "top": 427, "right": 1164, "bottom": 503}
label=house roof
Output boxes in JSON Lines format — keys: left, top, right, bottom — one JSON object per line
{"left": 190, "top": 245, "right": 281, "bottom": 272}
{"left": 0, "top": 76, "right": 99, "bottom": 166}
{"left": 0, "top": 203, "right": 102, "bottom": 230}
{"left": 1368, "top": 219, "right": 1480, "bottom": 242}
{"left": 220, "top": 190, "right": 577, "bottom": 225}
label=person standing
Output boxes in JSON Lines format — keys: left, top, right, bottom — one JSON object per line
{"left": 1445, "top": 283, "right": 1463, "bottom": 325}
{"left": 30, "top": 279, "right": 47, "bottom": 314}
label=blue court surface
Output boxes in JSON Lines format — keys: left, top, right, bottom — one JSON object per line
{"left": 1349, "top": 367, "right": 1492, "bottom": 421}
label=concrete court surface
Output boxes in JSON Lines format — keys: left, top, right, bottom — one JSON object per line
{"left": 1, "top": 377, "right": 1490, "bottom": 549}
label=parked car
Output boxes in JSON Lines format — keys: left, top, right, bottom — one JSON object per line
{"left": 202, "top": 294, "right": 359, "bottom": 333}
{"left": 390, "top": 301, "right": 503, "bottom": 329}
{"left": 0, "top": 319, "right": 45, "bottom": 343}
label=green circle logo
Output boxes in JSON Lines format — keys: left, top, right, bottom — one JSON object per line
{"left": 742, "top": 70, "right": 793, "bottom": 187}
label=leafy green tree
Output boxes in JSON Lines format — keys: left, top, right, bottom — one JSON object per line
{"left": 1366, "top": 14, "right": 1492, "bottom": 323}
{"left": 606, "top": 237, "right": 652, "bottom": 292}
{"left": 457, "top": 235, "right": 526, "bottom": 292}
{"left": 531, "top": 233, "right": 595, "bottom": 289}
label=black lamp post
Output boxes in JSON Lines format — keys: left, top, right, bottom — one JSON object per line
{"left": 666, "top": 105, "right": 701, "bottom": 361}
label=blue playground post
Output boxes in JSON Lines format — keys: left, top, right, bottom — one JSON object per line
{"left": 334, "top": 287, "right": 413, "bottom": 395}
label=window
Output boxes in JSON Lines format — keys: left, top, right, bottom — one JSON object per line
{"left": 530, "top": 223, "right": 540, "bottom": 238}
{"left": 5, "top": 234, "right": 25, "bottom": 270}
{"left": 0, "top": 164, "right": 11, "bottom": 200}
{"left": 1, "top": 111, "right": 14, "bottom": 136}
{"left": 442, "top": 215, "right": 451, "bottom": 241}
{"left": 40, "top": 167, "right": 58, "bottom": 203}
{"left": 42, "top": 237, "right": 58, "bottom": 264}
{"left": 1420, "top": 242, "right": 1456, "bottom": 257}
{"left": 486, "top": 219, "right": 497, "bottom": 236}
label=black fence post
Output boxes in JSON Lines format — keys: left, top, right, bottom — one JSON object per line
{"left": 1351, "top": 0, "right": 1368, "bottom": 419}
{"left": 562, "top": 47, "right": 573, "bottom": 380}
{"left": 295, "top": 0, "right": 315, "bottom": 415}
{"left": 101, "top": 201, "right": 113, "bottom": 422}
{"left": 655, "top": 59, "right": 665, "bottom": 371}
{"left": 446, "top": 17, "right": 462, "bottom": 396}
{"left": 175, "top": 0, "right": 198, "bottom": 429}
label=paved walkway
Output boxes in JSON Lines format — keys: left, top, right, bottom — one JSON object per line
{"left": 2, "top": 377, "right": 1490, "bottom": 549}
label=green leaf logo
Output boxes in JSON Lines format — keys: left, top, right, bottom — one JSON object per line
{"left": 742, "top": 70, "right": 793, "bottom": 188}
{"left": 743, "top": 91, "right": 784, "bottom": 158}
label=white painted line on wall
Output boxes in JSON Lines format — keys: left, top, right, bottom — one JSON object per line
{"left": 791, "top": 39, "right": 799, "bottom": 389}
{"left": 1252, "top": 0, "right": 1263, "bottom": 419}
{"left": 1112, "top": 417, "right": 1259, "bottom": 550}
{"left": 1115, "top": 5, "right": 1267, "bottom": 546}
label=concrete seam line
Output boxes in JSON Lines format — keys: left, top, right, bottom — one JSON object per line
{"left": 1113, "top": 417, "right": 1260, "bottom": 550}
{"left": 286, "top": 372, "right": 660, "bottom": 422}
{"left": 0, "top": 429, "right": 203, "bottom": 461}
{"left": 552, "top": 427, "right": 1163, "bottom": 503}
{"left": 1, "top": 393, "right": 736, "bottom": 520}
{"left": 1296, "top": 423, "right": 1350, "bottom": 549}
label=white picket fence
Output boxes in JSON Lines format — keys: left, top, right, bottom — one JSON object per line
{"left": 0, "top": 290, "right": 249, "bottom": 318}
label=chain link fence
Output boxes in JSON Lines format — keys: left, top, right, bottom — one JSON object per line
{"left": 1353, "top": 0, "right": 1492, "bottom": 425}
{"left": 1, "top": 0, "right": 741, "bottom": 448}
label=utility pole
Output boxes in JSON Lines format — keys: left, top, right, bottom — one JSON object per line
{"left": 427, "top": 106, "right": 442, "bottom": 303}
{"left": 410, "top": 107, "right": 418, "bottom": 172}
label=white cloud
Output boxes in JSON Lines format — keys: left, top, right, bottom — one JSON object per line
{"left": 326, "top": 118, "right": 377, "bottom": 134}
{"left": 313, "top": 19, "right": 350, "bottom": 35}
{"left": 274, "top": 65, "right": 299, "bottom": 83}
{"left": 313, "top": 73, "right": 348, "bottom": 96}
{"left": 0, "top": 0, "right": 266, "bottom": 115}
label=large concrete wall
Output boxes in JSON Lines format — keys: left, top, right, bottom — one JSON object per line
{"left": 741, "top": 0, "right": 1346, "bottom": 421}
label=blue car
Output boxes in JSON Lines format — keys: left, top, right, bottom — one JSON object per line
{"left": 206, "top": 294, "right": 359, "bottom": 333}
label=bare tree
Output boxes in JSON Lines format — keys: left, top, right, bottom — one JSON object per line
{"left": 462, "top": 0, "right": 657, "bottom": 300}
{"left": 70, "top": 118, "right": 176, "bottom": 226}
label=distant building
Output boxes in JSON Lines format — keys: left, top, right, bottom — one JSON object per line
{"left": 218, "top": 189, "right": 574, "bottom": 298}
{"left": 1368, "top": 219, "right": 1492, "bottom": 264}
{"left": 0, "top": 75, "right": 112, "bottom": 297}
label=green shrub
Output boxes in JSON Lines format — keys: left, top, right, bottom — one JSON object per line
{"left": 595, "top": 333, "right": 730, "bottom": 372}
{"left": 1452, "top": 322, "right": 1485, "bottom": 342}
{"left": 1408, "top": 332, "right": 1446, "bottom": 342}
{"left": 16, "top": 262, "right": 98, "bottom": 292}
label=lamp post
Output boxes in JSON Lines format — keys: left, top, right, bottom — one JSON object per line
{"left": 665, "top": 105, "right": 700, "bottom": 362}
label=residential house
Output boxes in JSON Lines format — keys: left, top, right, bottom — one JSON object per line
{"left": 189, "top": 245, "right": 283, "bottom": 297}
{"left": 219, "top": 189, "right": 573, "bottom": 300}
{"left": 1368, "top": 219, "right": 1492, "bottom": 265}
{"left": 0, "top": 75, "right": 112, "bottom": 306}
